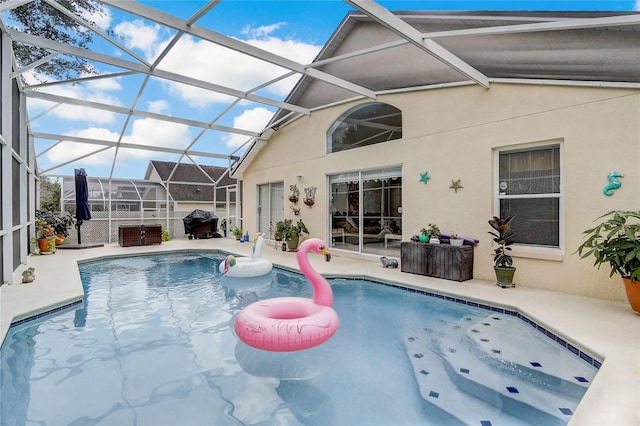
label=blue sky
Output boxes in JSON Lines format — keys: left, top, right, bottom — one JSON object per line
{"left": 20, "top": 1, "right": 639, "bottom": 180}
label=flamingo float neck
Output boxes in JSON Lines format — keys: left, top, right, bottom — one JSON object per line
{"left": 296, "top": 238, "right": 333, "bottom": 307}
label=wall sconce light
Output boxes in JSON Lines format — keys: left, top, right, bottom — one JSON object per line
{"left": 296, "top": 174, "right": 304, "bottom": 183}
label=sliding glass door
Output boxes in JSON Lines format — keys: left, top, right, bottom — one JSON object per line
{"left": 257, "top": 182, "right": 283, "bottom": 239}
{"left": 329, "top": 168, "right": 402, "bottom": 255}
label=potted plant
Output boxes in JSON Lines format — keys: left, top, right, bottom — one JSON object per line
{"left": 274, "top": 219, "right": 308, "bottom": 251}
{"left": 449, "top": 232, "right": 464, "bottom": 246}
{"left": 232, "top": 226, "right": 243, "bottom": 241}
{"left": 488, "top": 216, "right": 516, "bottom": 287}
{"left": 576, "top": 210, "right": 640, "bottom": 313}
{"left": 274, "top": 220, "right": 287, "bottom": 241}
{"left": 36, "top": 209, "right": 75, "bottom": 244}
{"left": 419, "top": 223, "right": 440, "bottom": 243}
{"left": 34, "top": 218, "right": 56, "bottom": 253}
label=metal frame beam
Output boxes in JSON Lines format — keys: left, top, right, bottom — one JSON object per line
{"left": 32, "top": 132, "right": 239, "bottom": 160}
{"left": 346, "top": 0, "right": 490, "bottom": 89}
{"left": 101, "top": 0, "right": 377, "bottom": 100}
{"left": 25, "top": 91, "right": 259, "bottom": 137}
{"left": 9, "top": 30, "right": 311, "bottom": 115}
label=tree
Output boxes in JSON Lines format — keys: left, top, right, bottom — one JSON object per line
{"left": 8, "top": 0, "right": 108, "bottom": 80}
{"left": 39, "top": 176, "right": 61, "bottom": 211}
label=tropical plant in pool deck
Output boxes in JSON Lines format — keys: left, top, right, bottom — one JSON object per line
{"left": 488, "top": 216, "right": 516, "bottom": 287}
{"left": 576, "top": 210, "right": 640, "bottom": 313}
{"left": 33, "top": 218, "right": 56, "bottom": 253}
{"left": 274, "top": 219, "right": 309, "bottom": 251}
{"left": 36, "top": 209, "right": 75, "bottom": 238}
{"left": 232, "top": 226, "right": 243, "bottom": 240}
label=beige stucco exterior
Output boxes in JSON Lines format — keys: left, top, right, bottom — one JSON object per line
{"left": 239, "top": 82, "right": 639, "bottom": 302}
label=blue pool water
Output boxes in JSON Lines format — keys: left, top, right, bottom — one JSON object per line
{"left": 1, "top": 252, "right": 598, "bottom": 425}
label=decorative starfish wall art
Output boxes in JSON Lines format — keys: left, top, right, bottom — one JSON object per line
{"left": 450, "top": 179, "right": 463, "bottom": 193}
{"left": 419, "top": 171, "right": 430, "bottom": 184}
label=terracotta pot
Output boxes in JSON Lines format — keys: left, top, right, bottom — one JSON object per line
{"left": 622, "top": 277, "right": 640, "bottom": 314}
{"left": 304, "top": 198, "right": 314, "bottom": 207}
{"left": 55, "top": 234, "right": 65, "bottom": 245}
{"left": 289, "top": 196, "right": 298, "bottom": 203}
{"left": 37, "top": 237, "right": 54, "bottom": 253}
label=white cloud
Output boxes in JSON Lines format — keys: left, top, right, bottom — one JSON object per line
{"left": 147, "top": 99, "right": 170, "bottom": 114}
{"left": 34, "top": 84, "right": 121, "bottom": 124}
{"left": 44, "top": 127, "right": 119, "bottom": 166}
{"left": 114, "top": 19, "right": 163, "bottom": 60}
{"left": 241, "top": 23, "right": 285, "bottom": 38}
{"left": 157, "top": 31, "right": 320, "bottom": 106}
{"left": 635, "top": 0, "right": 640, "bottom": 10}
{"left": 43, "top": 118, "right": 192, "bottom": 166}
{"left": 125, "top": 118, "right": 191, "bottom": 152}
{"left": 224, "top": 107, "right": 274, "bottom": 148}
{"left": 83, "top": 6, "right": 112, "bottom": 31}
{"left": 85, "top": 75, "right": 122, "bottom": 92}
{"left": 25, "top": 69, "right": 122, "bottom": 125}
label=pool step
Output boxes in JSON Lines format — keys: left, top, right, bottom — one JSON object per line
{"left": 406, "top": 333, "right": 525, "bottom": 425}
{"left": 405, "top": 314, "right": 596, "bottom": 425}
{"left": 460, "top": 315, "right": 594, "bottom": 399}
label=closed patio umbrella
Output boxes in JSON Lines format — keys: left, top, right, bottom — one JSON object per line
{"left": 74, "top": 168, "right": 91, "bottom": 244}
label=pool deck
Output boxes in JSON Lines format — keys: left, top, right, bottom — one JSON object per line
{"left": 1, "top": 238, "right": 638, "bottom": 426}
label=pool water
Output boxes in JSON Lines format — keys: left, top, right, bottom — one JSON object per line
{"left": 1, "top": 252, "right": 598, "bottom": 425}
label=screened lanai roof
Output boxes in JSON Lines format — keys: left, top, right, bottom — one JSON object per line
{"left": 1, "top": 1, "right": 639, "bottom": 181}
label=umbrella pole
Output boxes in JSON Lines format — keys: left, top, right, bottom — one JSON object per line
{"left": 76, "top": 219, "right": 83, "bottom": 244}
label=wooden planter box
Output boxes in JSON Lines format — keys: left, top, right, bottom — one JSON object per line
{"left": 118, "top": 225, "right": 162, "bottom": 247}
{"left": 401, "top": 241, "right": 474, "bottom": 282}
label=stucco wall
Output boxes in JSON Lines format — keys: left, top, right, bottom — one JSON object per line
{"left": 240, "top": 83, "right": 639, "bottom": 302}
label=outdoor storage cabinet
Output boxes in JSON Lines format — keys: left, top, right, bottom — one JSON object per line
{"left": 401, "top": 241, "right": 473, "bottom": 281}
{"left": 118, "top": 225, "right": 162, "bottom": 247}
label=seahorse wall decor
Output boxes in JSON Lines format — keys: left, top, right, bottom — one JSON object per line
{"left": 603, "top": 170, "right": 624, "bottom": 196}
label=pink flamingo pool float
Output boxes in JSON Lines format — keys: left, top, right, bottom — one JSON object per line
{"left": 234, "top": 238, "right": 339, "bottom": 352}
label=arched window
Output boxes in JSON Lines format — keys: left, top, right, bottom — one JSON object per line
{"left": 327, "top": 102, "right": 402, "bottom": 153}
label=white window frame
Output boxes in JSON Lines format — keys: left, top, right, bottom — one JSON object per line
{"left": 494, "top": 141, "right": 565, "bottom": 261}
{"left": 256, "top": 181, "right": 284, "bottom": 239}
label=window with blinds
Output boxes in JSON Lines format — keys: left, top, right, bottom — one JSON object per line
{"left": 497, "top": 144, "right": 562, "bottom": 247}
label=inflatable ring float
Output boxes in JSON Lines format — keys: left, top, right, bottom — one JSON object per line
{"left": 234, "top": 238, "right": 339, "bottom": 352}
{"left": 219, "top": 233, "right": 273, "bottom": 277}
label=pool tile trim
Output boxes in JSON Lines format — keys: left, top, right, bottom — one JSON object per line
{"left": 9, "top": 300, "right": 83, "bottom": 327}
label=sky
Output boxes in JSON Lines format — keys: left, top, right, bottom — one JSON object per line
{"left": 15, "top": 0, "right": 640, "bottom": 180}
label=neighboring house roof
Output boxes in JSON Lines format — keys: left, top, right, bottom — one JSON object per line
{"left": 145, "top": 161, "right": 237, "bottom": 203}
{"left": 233, "top": 10, "right": 640, "bottom": 176}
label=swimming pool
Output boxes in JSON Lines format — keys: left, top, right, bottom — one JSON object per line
{"left": 1, "top": 251, "right": 598, "bottom": 425}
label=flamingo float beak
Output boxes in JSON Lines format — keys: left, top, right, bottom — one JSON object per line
{"left": 321, "top": 247, "right": 331, "bottom": 262}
